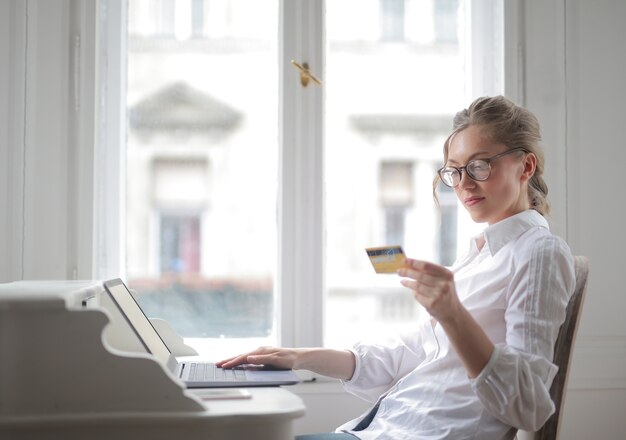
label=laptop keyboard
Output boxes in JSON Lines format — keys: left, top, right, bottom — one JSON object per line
{"left": 186, "top": 363, "right": 247, "bottom": 382}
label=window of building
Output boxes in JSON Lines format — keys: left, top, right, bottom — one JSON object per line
{"left": 434, "top": 0, "right": 459, "bottom": 44}
{"left": 159, "top": 213, "right": 201, "bottom": 274}
{"left": 191, "top": 0, "right": 205, "bottom": 37}
{"left": 379, "top": 162, "right": 413, "bottom": 247}
{"left": 380, "top": 0, "right": 405, "bottom": 41}
{"left": 437, "top": 182, "right": 458, "bottom": 266}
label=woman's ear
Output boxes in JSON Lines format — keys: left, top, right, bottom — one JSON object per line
{"left": 521, "top": 152, "right": 537, "bottom": 181}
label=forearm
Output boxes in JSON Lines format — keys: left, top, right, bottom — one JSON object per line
{"left": 295, "top": 348, "right": 356, "bottom": 381}
{"left": 440, "top": 307, "right": 494, "bottom": 378}
{"left": 218, "top": 346, "right": 356, "bottom": 381}
{"left": 398, "top": 258, "right": 493, "bottom": 378}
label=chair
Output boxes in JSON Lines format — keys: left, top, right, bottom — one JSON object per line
{"left": 520, "top": 255, "right": 589, "bottom": 440}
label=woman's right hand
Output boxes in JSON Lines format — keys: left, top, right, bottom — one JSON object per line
{"left": 217, "top": 346, "right": 302, "bottom": 370}
{"left": 217, "top": 346, "right": 357, "bottom": 381}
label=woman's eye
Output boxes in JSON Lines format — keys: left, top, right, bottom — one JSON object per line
{"left": 470, "top": 161, "right": 489, "bottom": 171}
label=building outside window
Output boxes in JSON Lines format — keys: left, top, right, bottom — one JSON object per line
{"left": 123, "top": 0, "right": 501, "bottom": 356}
{"left": 379, "top": 161, "right": 413, "bottom": 247}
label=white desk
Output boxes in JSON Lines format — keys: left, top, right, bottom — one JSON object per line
{"left": 0, "top": 281, "right": 305, "bottom": 440}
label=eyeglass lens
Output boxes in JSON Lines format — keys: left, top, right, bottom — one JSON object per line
{"left": 440, "top": 160, "right": 490, "bottom": 187}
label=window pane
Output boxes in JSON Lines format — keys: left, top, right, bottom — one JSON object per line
{"left": 159, "top": 214, "right": 201, "bottom": 273}
{"left": 125, "top": 0, "right": 278, "bottom": 358}
{"left": 325, "top": 0, "right": 492, "bottom": 347}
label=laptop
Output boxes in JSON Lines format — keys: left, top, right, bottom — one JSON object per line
{"left": 102, "top": 278, "right": 300, "bottom": 388}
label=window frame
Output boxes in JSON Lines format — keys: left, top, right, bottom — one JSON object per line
{"left": 278, "top": 0, "right": 325, "bottom": 348}
{"left": 95, "top": 0, "right": 326, "bottom": 348}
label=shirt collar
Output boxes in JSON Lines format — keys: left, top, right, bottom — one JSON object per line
{"left": 478, "top": 210, "right": 549, "bottom": 256}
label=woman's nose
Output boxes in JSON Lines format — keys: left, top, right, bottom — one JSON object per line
{"left": 457, "top": 169, "right": 476, "bottom": 189}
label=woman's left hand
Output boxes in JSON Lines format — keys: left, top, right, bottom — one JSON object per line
{"left": 397, "top": 258, "right": 463, "bottom": 325}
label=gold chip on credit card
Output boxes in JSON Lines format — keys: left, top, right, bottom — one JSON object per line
{"left": 365, "top": 245, "right": 406, "bottom": 274}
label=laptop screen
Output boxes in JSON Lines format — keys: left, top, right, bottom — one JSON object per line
{"left": 103, "top": 278, "right": 172, "bottom": 364}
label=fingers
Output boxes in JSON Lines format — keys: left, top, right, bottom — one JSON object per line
{"left": 398, "top": 260, "right": 452, "bottom": 291}
{"left": 398, "top": 258, "right": 462, "bottom": 324}
{"left": 399, "top": 258, "right": 452, "bottom": 278}
{"left": 400, "top": 278, "right": 441, "bottom": 306}
{"left": 217, "top": 353, "right": 252, "bottom": 369}
{"left": 217, "top": 346, "right": 295, "bottom": 370}
{"left": 398, "top": 268, "right": 446, "bottom": 288}
{"left": 217, "top": 346, "right": 271, "bottom": 369}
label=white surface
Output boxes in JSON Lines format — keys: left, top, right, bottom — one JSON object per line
{"left": 0, "top": 280, "right": 305, "bottom": 440}
{"left": 0, "top": 280, "right": 101, "bottom": 304}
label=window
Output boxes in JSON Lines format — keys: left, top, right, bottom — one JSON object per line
{"left": 191, "top": 0, "right": 205, "bottom": 37}
{"left": 159, "top": 213, "right": 201, "bottom": 274}
{"left": 379, "top": 162, "right": 413, "bottom": 246}
{"left": 125, "top": 0, "right": 279, "bottom": 356}
{"left": 437, "top": 183, "right": 458, "bottom": 266}
{"left": 434, "top": 0, "right": 459, "bottom": 44}
{"left": 151, "top": 158, "right": 208, "bottom": 277}
{"left": 117, "top": 0, "right": 503, "bottom": 357}
{"left": 380, "top": 0, "right": 405, "bottom": 41}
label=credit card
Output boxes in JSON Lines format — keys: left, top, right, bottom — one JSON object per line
{"left": 365, "top": 245, "right": 406, "bottom": 274}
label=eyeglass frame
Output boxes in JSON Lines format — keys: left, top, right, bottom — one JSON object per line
{"left": 437, "top": 147, "right": 530, "bottom": 188}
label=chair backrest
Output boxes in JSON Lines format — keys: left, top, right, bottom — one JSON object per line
{"left": 534, "top": 255, "right": 589, "bottom": 440}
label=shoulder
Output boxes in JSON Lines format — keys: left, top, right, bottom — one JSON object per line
{"left": 508, "top": 226, "right": 575, "bottom": 295}
{"left": 513, "top": 226, "right": 573, "bottom": 266}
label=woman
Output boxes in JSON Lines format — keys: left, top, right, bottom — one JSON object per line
{"left": 218, "top": 96, "right": 575, "bottom": 439}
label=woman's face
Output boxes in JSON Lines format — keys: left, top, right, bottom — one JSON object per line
{"left": 446, "top": 125, "right": 534, "bottom": 225}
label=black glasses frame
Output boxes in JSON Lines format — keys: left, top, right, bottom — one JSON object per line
{"left": 437, "top": 147, "right": 529, "bottom": 188}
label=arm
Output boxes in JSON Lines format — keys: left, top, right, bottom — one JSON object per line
{"left": 398, "top": 259, "right": 493, "bottom": 378}
{"left": 439, "top": 306, "right": 494, "bottom": 378}
{"left": 344, "top": 331, "right": 427, "bottom": 402}
{"left": 398, "top": 237, "right": 575, "bottom": 430}
{"left": 217, "top": 346, "right": 356, "bottom": 381}
{"left": 470, "top": 236, "right": 575, "bottom": 430}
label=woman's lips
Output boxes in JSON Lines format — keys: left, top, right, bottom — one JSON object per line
{"left": 464, "top": 196, "right": 484, "bottom": 207}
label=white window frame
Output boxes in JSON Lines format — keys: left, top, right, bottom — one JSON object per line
{"left": 278, "top": 0, "right": 324, "bottom": 348}
{"left": 94, "top": 0, "right": 127, "bottom": 282}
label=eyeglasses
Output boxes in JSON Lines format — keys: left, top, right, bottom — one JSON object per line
{"left": 438, "top": 147, "right": 529, "bottom": 188}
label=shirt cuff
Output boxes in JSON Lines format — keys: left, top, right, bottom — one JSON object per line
{"left": 470, "top": 344, "right": 502, "bottom": 387}
{"left": 341, "top": 348, "right": 362, "bottom": 384}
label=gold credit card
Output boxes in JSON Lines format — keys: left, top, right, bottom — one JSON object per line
{"left": 365, "top": 245, "right": 406, "bottom": 274}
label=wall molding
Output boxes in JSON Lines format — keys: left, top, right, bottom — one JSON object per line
{"left": 0, "top": 0, "right": 27, "bottom": 283}
{"left": 568, "top": 335, "right": 626, "bottom": 390}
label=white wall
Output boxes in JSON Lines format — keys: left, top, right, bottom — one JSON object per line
{"left": 0, "top": 1, "right": 71, "bottom": 280}
{"left": 0, "top": 0, "right": 625, "bottom": 438}
{"left": 0, "top": 0, "right": 96, "bottom": 282}
{"left": 0, "top": 0, "right": 26, "bottom": 282}
{"left": 0, "top": 1, "right": 12, "bottom": 280}
{"left": 560, "top": 0, "right": 626, "bottom": 437}
{"left": 515, "top": 1, "right": 626, "bottom": 438}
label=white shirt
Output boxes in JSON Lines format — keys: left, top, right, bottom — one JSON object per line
{"left": 337, "top": 210, "right": 575, "bottom": 440}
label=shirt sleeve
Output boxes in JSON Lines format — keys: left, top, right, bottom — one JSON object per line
{"left": 342, "top": 330, "right": 427, "bottom": 403}
{"left": 470, "top": 233, "right": 575, "bottom": 431}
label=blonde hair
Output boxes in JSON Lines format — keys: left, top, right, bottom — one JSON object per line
{"left": 434, "top": 95, "right": 550, "bottom": 216}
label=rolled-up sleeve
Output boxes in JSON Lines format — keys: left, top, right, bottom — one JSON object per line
{"left": 470, "top": 235, "right": 575, "bottom": 431}
{"left": 342, "top": 331, "right": 426, "bottom": 403}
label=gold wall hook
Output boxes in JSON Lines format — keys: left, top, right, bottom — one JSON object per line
{"left": 291, "top": 60, "right": 322, "bottom": 87}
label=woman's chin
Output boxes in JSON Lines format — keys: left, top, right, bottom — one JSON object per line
{"left": 465, "top": 208, "right": 487, "bottom": 224}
